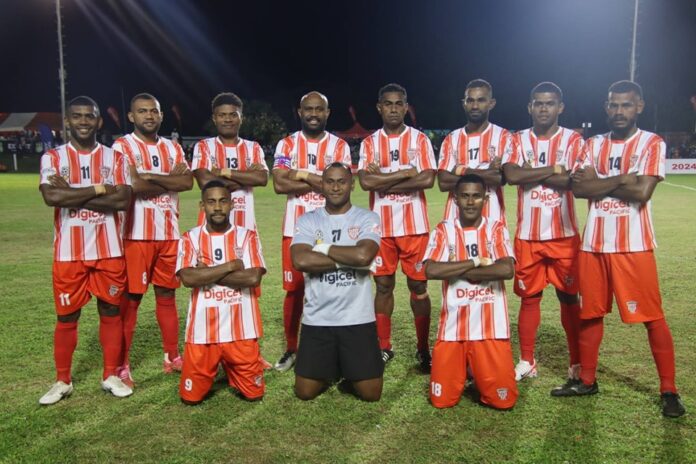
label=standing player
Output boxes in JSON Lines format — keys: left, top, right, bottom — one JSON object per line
{"left": 38, "top": 96, "right": 133, "bottom": 404}
{"left": 502, "top": 82, "right": 584, "bottom": 382}
{"left": 358, "top": 83, "right": 436, "bottom": 372}
{"left": 437, "top": 79, "right": 511, "bottom": 224}
{"left": 271, "top": 91, "right": 351, "bottom": 372}
{"left": 291, "top": 163, "right": 383, "bottom": 401}
{"left": 423, "top": 174, "right": 517, "bottom": 410}
{"left": 112, "top": 93, "right": 193, "bottom": 386}
{"left": 177, "top": 181, "right": 267, "bottom": 404}
{"left": 552, "top": 81, "right": 685, "bottom": 418}
{"left": 191, "top": 92, "right": 268, "bottom": 229}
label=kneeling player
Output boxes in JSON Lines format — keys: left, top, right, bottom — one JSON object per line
{"left": 423, "top": 175, "right": 518, "bottom": 410}
{"left": 176, "top": 181, "right": 266, "bottom": 404}
{"left": 291, "top": 163, "right": 384, "bottom": 401}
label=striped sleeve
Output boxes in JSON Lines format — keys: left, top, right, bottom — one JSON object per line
{"left": 191, "top": 141, "right": 209, "bottom": 171}
{"left": 641, "top": 137, "right": 665, "bottom": 179}
{"left": 174, "top": 142, "right": 186, "bottom": 164}
{"left": 273, "top": 137, "right": 292, "bottom": 170}
{"left": 417, "top": 134, "right": 436, "bottom": 171}
{"left": 176, "top": 233, "right": 197, "bottom": 273}
{"left": 242, "top": 229, "right": 266, "bottom": 270}
{"left": 357, "top": 137, "right": 372, "bottom": 170}
{"left": 490, "top": 221, "right": 514, "bottom": 261}
{"left": 573, "top": 139, "right": 593, "bottom": 172}
{"left": 113, "top": 152, "right": 130, "bottom": 186}
{"left": 502, "top": 134, "right": 522, "bottom": 166}
{"left": 437, "top": 133, "right": 455, "bottom": 171}
{"left": 565, "top": 133, "right": 584, "bottom": 170}
{"left": 252, "top": 142, "right": 268, "bottom": 170}
{"left": 39, "top": 151, "right": 58, "bottom": 184}
{"left": 422, "top": 223, "right": 448, "bottom": 263}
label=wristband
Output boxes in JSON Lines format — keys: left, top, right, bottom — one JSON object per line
{"left": 296, "top": 170, "right": 309, "bottom": 180}
{"left": 553, "top": 165, "right": 563, "bottom": 175}
{"left": 454, "top": 165, "right": 467, "bottom": 176}
{"left": 312, "top": 243, "right": 332, "bottom": 255}
{"left": 472, "top": 256, "right": 481, "bottom": 267}
{"left": 94, "top": 184, "right": 106, "bottom": 196}
{"left": 221, "top": 168, "right": 232, "bottom": 178}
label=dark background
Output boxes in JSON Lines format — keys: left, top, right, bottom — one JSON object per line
{"left": 2, "top": 0, "right": 695, "bottom": 135}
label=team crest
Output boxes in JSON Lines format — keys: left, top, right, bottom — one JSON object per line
{"left": 254, "top": 375, "right": 263, "bottom": 387}
{"left": 314, "top": 230, "right": 324, "bottom": 244}
{"left": 415, "top": 261, "right": 423, "bottom": 272}
{"left": 348, "top": 226, "right": 360, "bottom": 240}
{"left": 246, "top": 155, "right": 253, "bottom": 166}
{"left": 169, "top": 156, "right": 175, "bottom": 166}
{"left": 135, "top": 152, "right": 143, "bottom": 168}
{"left": 564, "top": 275, "right": 574, "bottom": 287}
{"left": 526, "top": 150, "right": 535, "bottom": 163}
{"left": 556, "top": 149, "right": 565, "bottom": 164}
{"left": 488, "top": 146, "right": 497, "bottom": 158}
{"left": 325, "top": 153, "right": 334, "bottom": 165}
{"left": 109, "top": 285, "right": 119, "bottom": 297}
{"left": 452, "top": 149, "right": 459, "bottom": 160}
{"left": 60, "top": 166, "right": 69, "bottom": 178}
{"left": 291, "top": 156, "right": 298, "bottom": 169}
{"left": 448, "top": 244, "right": 456, "bottom": 262}
{"left": 407, "top": 148, "right": 418, "bottom": 161}
{"left": 100, "top": 166, "right": 111, "bottom": 179}
{"left": 626, "top": 300, "right": 638, "bottom": 314}
{"left": 496, "top": 388, "right": 508, "bottom": 400}
{"left": 629, "top": 154, "right": 639, "bottom": 168}
{"left": 234, "top": 247, "right": 244, "bottom": 259}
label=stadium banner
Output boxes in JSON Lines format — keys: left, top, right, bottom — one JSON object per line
{"left": 666, "top": 159, "right": 696, "bottom": 174}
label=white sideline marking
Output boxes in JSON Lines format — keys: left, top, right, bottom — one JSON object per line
{"left": 663, "top": 182, "right": 696, "bottom": 192}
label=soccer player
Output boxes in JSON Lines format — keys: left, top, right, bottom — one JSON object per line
{"left": 291, "top": 163, "right": 383, "bottom": 401}
{"left": 357, "top": 83, "right": 436, "bottom": 372}
{"left": 38, "top": 96, "right": 133, "bottom": 404}
{"left": 552, "top": 80, "right": 685, "bottom": 418}
{"left": 176, "top": 181, "right": 267, "bottom": 404}
{"left": 423, "top": 174, "right": 518, "bottom": 410}
{"left": 437, "top": 79, "right": 511, "bottom": 224}
{"left": 112, "top": 93, "right": 193, "bottom": 386}
{"left": 191, "top": 92, "right": 268, "bottom": 229}
{"left": 501, "top": 82, "right": 584, "bottom": 382}
{"left": 271, "top": 91, "right": 351, "bottom": 372}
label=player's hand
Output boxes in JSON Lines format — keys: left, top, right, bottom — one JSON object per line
{"left": 621, "top": 172, "right": 638, "bottom": 185}
{"left": 490, "top": 156, "right": 502, "bottom": 170}
{"left": 554, "top": 165, "right": 568, "bottom": 176}
{"left": 211, "top": 167, "right": 222, "bottom": 176}
{"left": 225, "top": 259, "right": 245, "bottom": 273}
{"left": 48, "top": 175, "right": 70, "bottom": 188}
{"left": 522, "top": 160, "right": 533, "bottom": 169}
{"left": 170, "top": 162, "right": 189, "bottom": 175}
{"left": 103, "top": 184, "right": 118, "bottom": 195}
{"left": 288, "top": 169, "right": 299, "bottom": 180}
{"left": 249, "top": 163, "right": 265, "bottom": 171}
{"left": 571, "top": 166, "right": 597, "bottom": 183}
{"left": 366, "top": 162, "right": 381, "bottom": 174}
{"left": 403, "top": 166, "right": 418, "bottom": 178}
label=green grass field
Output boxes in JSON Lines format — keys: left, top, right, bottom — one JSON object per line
{"left": 1, "top": 173, "right": 695, "bottom": 463}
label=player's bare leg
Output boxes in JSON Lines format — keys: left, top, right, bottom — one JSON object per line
{"left": 407, "top": 277, "right": 431, "bottom": 373}
{"left": 556, "top": 289, "right": 581, "bottom": 383}
{"left": 97, "top": 299, "right": 132, "bottom": 398}
{"left": 294, "top": 375, "right": 330, "bottom": 401}
{"left": 154, "top": 285, "right": 181, "bottom": 372}
{"left": 374, "top": 274, "right": 396, "bottom": 362}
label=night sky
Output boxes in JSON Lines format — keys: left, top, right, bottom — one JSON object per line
{"left": 2, "top": 0, "right": 695, "bottom": 136}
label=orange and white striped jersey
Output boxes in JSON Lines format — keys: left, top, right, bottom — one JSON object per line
{"left": 272, "top": 131, "right": 351, "bottom": 237}
{"left": 192, "top": 137, "right": 268, "bottom": 230}
{"left": 575, "top": 129, "right": 665, "bottom": 253}
{"left": 504, "top": 127, "right": 584, "bottom": 241}
{"left": 112, "top": 134, "right": 185, "bottom": 241}
{"left": 423, "top": 218, "right": 514, "bottom": 342}
{"left": 358, "top": 126, "right": 436, "bottom": 237}
{"left": 176, "top": 225, "right": 265, "bottom": 344}
{"left": 438, "top": 123, "right": 511, "bottom": 224}
{"left": 39, "top": 142, "right": 130, "bottom": 262}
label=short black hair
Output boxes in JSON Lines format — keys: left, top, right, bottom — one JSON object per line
{"left": 530, "top": 81, "right": 563, "bottom": 102}
{"left": 129, "top": 92, "right": 158, "bottom": 110}
{"left": 67, "top": 96, "right": 100, "bottom": 115}
{"left": 212, "top": 92, "right": 243, "bottom": 113}
{"left": 324, "top": 161, "right": 352, "bottom": 176}
{"left": 465, "top": 79, "right": 493, "bottom": 96}
{"left": 455, "top": 173, "right": 486, "bottom": 191}
{"left": 608, "top": 80, "right": 643, "bottom": 98}
{"left": 201, "top": 180, "right": 228, "bottom": 196}
{"left": 378, "top": 83, "right": 407, "bottom": 102}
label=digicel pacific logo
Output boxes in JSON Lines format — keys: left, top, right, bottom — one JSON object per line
{"left": 204, "top": 288, "right": 242, "bottom": 301}
{"left": 231, "top": 196, "right": 246, "bottom": 205}
{"left": 299, "top": 192, "right": 325, "bottom": 201}
{"left": 593, "top": 199, "right": 630, "bottom": 212}
{"left": 144, "top": 194, "right": 174, "bottom": 208}
{"left": 69, "top": 209, "right": 105, "bottom": 221}
{"left": 531, "top": 190, "right": 561, "bottom": 201}
{"left": 456, "top": 286, "right": 494, "bottom": 300}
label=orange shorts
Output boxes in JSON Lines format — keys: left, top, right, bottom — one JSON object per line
{"left": 373, "top": 234, "right": 428, "bottom": 280}
{"left": 52, "top": 257, "right": 127, "bottom": 315}
{"left": 430, "top": 338, "right": 517, "bottom": 410}
{"left": 179, "top": 339, "right": 264, "bottom": 403}
{"left": 578, "top": 251, "right": 663, "bottom": 323}
{"left": 124, "top": 240, "right": 180, "bottom": 294}
{"left": 513, "top": 236, "right": 580, "bottom": 297}
{"left": 282, "top": 236, "right": 304, "bottom": 292}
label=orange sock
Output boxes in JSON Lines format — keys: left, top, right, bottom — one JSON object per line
{"left": 99, "top": 315, "right": 123, "bottom": 379}
{"left": 518, "top": 296, "right": 541, "bottom": 362}
{"left": 54, "top": 321, "right": 78, "bottom": 383}
{"left": 156, "top": 295, "right": 180, "bottom": 360}
{"left": 376, "top": 314, "right": 392, "bottom": 350}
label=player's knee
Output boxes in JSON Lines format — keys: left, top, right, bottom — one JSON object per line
{"left": 555, "top": 289, "right": 577, "bottom": 305}
{"left": 57, "top": 309, "right": 81, "bottom": 323}
{"left": 154, "top": 286, "right": 175, "bottom": 298}
{"left": 180, "top": 398, "right": 203, "bottom": 406}
{"left": 294, "top": 385, "right": 320, "bottom": 401}
{"left": 406, "top": 279, "right": 427, "bottom": 295}
{"left": 127, "top": 292, "right": 144, "bottom": 302}
{"left": 356, "top": 389, "right": 381, "bottom": 402}
{"left": 97, "top": 302, "right": 120, "bottom": 317}
{"left": 375, "top": 277, "right": 395, "bottom": 295}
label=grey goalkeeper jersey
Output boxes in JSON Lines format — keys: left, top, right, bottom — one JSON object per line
{"left": 292, "top": 206, "right": 381, "bottom": 326}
